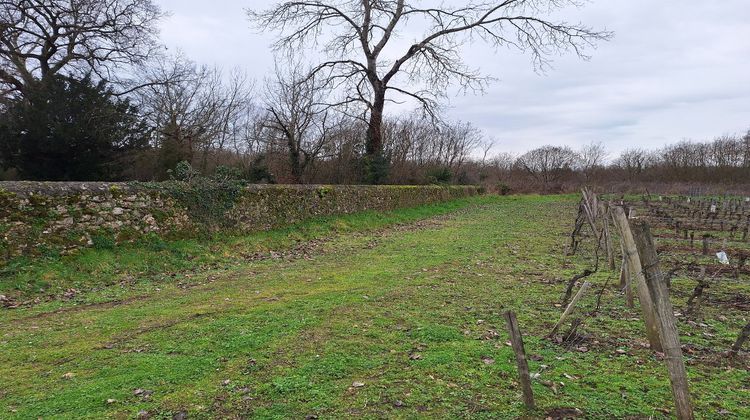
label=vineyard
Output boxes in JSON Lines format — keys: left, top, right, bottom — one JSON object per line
{"left": 554, "top": 190, "right": 750, "bottom": 418}
{"left": 625, "top": 194, "right": 750, "bottom": 333}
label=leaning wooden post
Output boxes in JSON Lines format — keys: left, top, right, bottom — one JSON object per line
{"left": 619, "top": 240, "right": 634, "bottom": 308}
{"left": 504, "top": 311, "right": 535, "bottom": 410}
{"left": 631, "top": 221, "right": 694, "bottom": 420}
{"left": 580, "top": 188, "right": 601, "bottom": 241}
{"left": 619, "top": 247, "right": 627, "bottom": 288}
{"left": 612, "top": 207, "right": 663, "bottom": 352}
{"left": 549, "top": 281, "right": 592, "bottom": 337}
{"left": 602, "top": 202, "right": 616, "bottom": 271}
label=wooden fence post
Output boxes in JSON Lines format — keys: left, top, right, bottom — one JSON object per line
{"left": 603, "top": 202, "right": 616, "bottom": 271}
{"left": 504, "top": 311, "right": 535, "bottom": 410}
{"left": 612, "top": 207, "right": 663, "bottom": 352}
{"left": 619, "top": 241, "right": 634, "bottom": 308}
{"left": 581, "top": 188, "right": 600, "bottom": 234}
{"left": 619, "top": 246, "right": 627, "bottom": 289}
{"left": 631, "top": 221, "right": 694, "bottom": 420}
{"left": 550, "top": 281, "right": 592, "bottom": 337}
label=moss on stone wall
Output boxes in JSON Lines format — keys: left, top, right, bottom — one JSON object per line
{"left": 0, "top": 182, "right": 482, "bottom": 262}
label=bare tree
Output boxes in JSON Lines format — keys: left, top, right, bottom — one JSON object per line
{"left": 579, "top": 141, "right": 607, "bottom": 181}
{"left": 480, "top": 139, "right": 495, "bottom": 166}
{"left": 615, "top": 148, "right": 648, "bottom": 182}
{"left": 436, "top": 121, "right": 484, "bottom": 170}
{"left": 381, "top": 114, "right": 482, "bottom": 173}
{"left": 249, "top": 0, "right": 612, "bottom": 182}
{"left": 0, "top": 0, "right": 164, "bottom": 99}
{"left": 710, "top": 135, "right": 743, "bottom": 169}
{"left": 516, "top": 145, "right": 578, "bottom": 189}
{"left": 137, "top": 54, "right": 253, "bottom": 177}
{"left": 493, "top": 152, "right": 516, "bottom": 172}
{"left": 263, "top": 64, "right": 334, "bottom": 183}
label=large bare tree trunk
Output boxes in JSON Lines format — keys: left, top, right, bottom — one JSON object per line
{"left": 364, "top": 88, "right": 388, "bottom": 183}
{"left": 287, "top": 137, "right": 303, "bottom": 184}
{"left": 366, "top": 90, "right": 385, "bottom": 155}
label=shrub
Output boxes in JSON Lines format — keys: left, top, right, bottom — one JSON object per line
{"left": 147, "top": 162, "right": 245, "bottom": 233}
{"left": 426, "top": 167, "right": 452, "bottom": 184}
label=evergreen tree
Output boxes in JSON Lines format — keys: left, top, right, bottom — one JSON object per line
{"left": 0, "top": 75, "right": 150, "bottom": 181}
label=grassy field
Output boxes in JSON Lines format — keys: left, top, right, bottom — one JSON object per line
{"left": 1, "top": 195, "right": 748, "bottom": 419}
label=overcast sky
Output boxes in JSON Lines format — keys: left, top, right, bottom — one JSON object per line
{"left": 157, "top": 0, "right": 750, "bottom": 157}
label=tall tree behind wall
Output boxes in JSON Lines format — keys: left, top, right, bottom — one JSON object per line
{"left": 249, "top": 0, "right": 611, "bottom": 183}
{"left": 0, "top": 0, "right": 163, "bottom": 100}
{"left": 0, "top": 75, "right": 150, "bottom": 180}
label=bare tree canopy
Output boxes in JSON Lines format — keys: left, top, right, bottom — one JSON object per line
{"left": 580, "top": 141, "right": 607, "bottom": 180}
{"left": 263, "top": 64, "right": 335, "bottom": 183}
{"left": 516, "top": 144, "right": 579, "bottom": 187}
{"left": 249, "top": 0, "right": 612, "bottom": 182}
{"left": 137, "top": 54, "right": 253, "bottom": 178}
{"left": 0, "top": 0, "right": 164, "bottom": 98}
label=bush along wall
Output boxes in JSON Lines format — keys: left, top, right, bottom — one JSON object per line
{"left": 0, "top": 182, "right": 482, "bottom": 262}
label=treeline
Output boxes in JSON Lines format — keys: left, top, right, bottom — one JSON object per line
{"left": 1, "top": 57, "right": 747, "bottom": 189}
{"left": 0, "top": 0, "right": 480, "bottom": 185}
{"left": 0, "top": 1, "right": 481, "bottom": 184}
{"left": 0, "top": 1, "right": 747, "bottom": 191}
{"left": 483, "top": 133, "right": 750, "bottom": 193}
{"left": 0, "top": 59, "right": 482, "bottom": 184}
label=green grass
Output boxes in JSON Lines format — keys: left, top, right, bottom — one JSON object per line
{"left": 1, "top": 195, "right": 748, "bottom": 419}
{"left": 0, "top": 196, "right": 483, "bottom": 305}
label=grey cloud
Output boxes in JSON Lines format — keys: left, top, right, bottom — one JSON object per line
{"left": 155, "top": 0, "right": 750, "bottom": 156}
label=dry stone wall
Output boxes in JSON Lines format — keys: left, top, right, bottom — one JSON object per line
{"left": 0, "top": 182, "right": 481, "bottom": 261}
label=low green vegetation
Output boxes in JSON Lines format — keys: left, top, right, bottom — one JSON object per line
{"left": 1, "top": 195, "right": 748, "bottom": 419}
{"left": 0, "top": 195, "right": 480, "bottom": 304}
